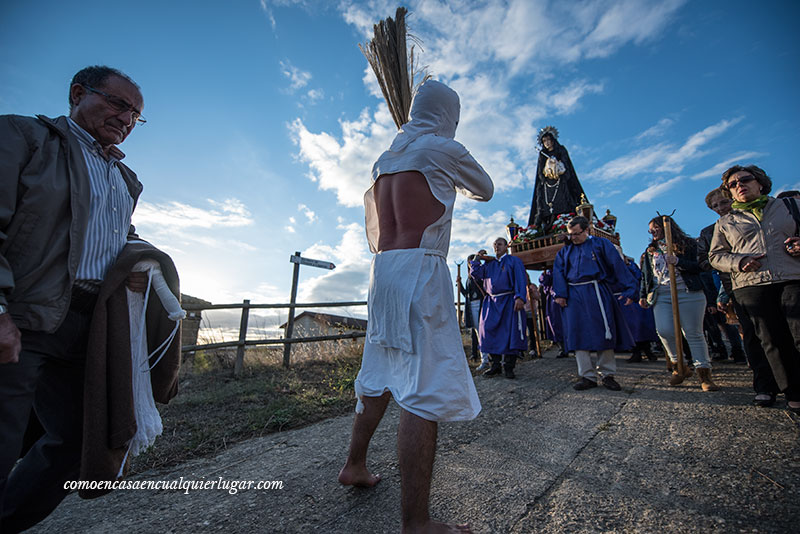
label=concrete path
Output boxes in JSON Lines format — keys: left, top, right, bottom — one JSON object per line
{"left": 32, "top": 353, "right": 799, "bottom": 533}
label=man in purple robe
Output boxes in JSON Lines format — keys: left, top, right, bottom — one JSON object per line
{"left": 539, "top": 269, "right": 566, "bottom": 357}
{"left": 618, "top": 258, "right": 658, "bottom": 362}
{"left": 553, "top": 217, "right": 637, "bottom": 391}
{"left": 470, "top": 237, "right": 528, "bottom": 379}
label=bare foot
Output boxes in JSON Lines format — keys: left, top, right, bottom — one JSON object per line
{"left": 403, "top": 520, "right": 472, "bottom": 533}
{"left": 338, "top": 464, "right": 381, "bottom": 487}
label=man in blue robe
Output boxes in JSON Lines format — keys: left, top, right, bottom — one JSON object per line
{"left": 553, "top": 217, "right": 638, "bottom": 390}
{"left": 618, "top": 257, "right": 658, "bottom": 362}
{"left": 539, "top": 269, "right": 566, "bottom": 357}
{"left": 470, "top": 237, "right": 528, "bottom": 378}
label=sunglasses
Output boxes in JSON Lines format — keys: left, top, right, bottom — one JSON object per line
{"left": 726, "top": 175, "right": 756, "bottom": 190}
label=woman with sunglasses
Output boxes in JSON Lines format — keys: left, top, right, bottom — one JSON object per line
{"left": 640, "top": 217, "right": 720, "bottom": 391}
{"left": 709, "top": 165, "right": 800, "bottom": 413}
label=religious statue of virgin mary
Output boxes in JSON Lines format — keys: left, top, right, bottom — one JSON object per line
{"left": 527, "top": 126, "right": 587, "bottom": 232}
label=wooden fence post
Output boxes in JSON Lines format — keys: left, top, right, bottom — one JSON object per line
{"left": 234, "top": 299, "right": 250, "bottom": 378}
{"left": 283, "top": 252, "right": 301, "bottom": 368}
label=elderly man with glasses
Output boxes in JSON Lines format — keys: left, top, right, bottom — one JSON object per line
{"left": 0, "top": 65, "right": 159, "bottom": 531}
{"left": 553, "top": 216, "right": 638, "bottom": 391}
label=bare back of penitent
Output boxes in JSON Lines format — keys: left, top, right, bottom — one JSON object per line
{"left": 373, "top": 171, "right": 445, "bottom": 252}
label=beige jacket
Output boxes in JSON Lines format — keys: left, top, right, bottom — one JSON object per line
{"left": 709, "top": 197, "right": 800, "bottom": 290}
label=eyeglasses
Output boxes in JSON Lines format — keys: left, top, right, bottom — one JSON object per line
{"left": 83, "top": 85, "right": 146, "bottom": 124}
{"left": 726, "top": 175, "right": 756, "bottom": 190}
{"left": 567, "top": 228, "right": 586, "bottom": 237}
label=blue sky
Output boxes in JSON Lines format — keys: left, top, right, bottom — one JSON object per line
{"left": 2, "top": 0, "right": 798, "bottom": 335}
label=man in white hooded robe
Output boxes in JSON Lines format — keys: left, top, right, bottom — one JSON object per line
{"left": 338, "top": 80, "right": 493, "bottom": 533}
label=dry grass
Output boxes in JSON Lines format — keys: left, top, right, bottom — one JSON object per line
{"left": 130, "top": 339, "right": 365, "bottom": 474}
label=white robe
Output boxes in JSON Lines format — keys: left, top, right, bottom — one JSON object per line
{"left": 355, "top": 80, "right": 493, "bottom": 422}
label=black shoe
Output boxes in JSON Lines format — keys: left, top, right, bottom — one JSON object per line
{"left": 627, "top": 353, "right": 643, "bottom": 363}
{"left": 646, "top": 351, "right": 658, "bottom": 361}
{"left": 602, "top": 376, "right": 622, "bottom": 391}
{"left": 504, "top": 368, "right": 516, "bottom": 379}
{"left": 573, "top": 377, "right": 598, "bottom": 390}
{"left": 556, "top": 351, "right": 568, "bottom": 358}
{"left": 484, "top": 366, "right": 502, "bottom": 377}
{"left": 711, "top": 351, "right": 728, "bottom": 362}
{"left": 752, "top": 393, "right": 776, "bottom": 408}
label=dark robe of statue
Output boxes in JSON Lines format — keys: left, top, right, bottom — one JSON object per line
{"left": 527, "top": 136, "right": 586, "bottom": 231}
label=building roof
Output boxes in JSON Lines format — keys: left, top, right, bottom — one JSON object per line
{"left": 280, "top": 311, "right": 367, "bottom": 330}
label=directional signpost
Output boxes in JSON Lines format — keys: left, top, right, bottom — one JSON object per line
{"left": 289, "top": 255, "right": 336, "bottom": 271}
{"left": 283, "top": 252, "right": 336, "bottom": 367}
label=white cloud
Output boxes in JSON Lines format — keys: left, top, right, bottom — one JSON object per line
{"left": 658, "top": 117, "right": 744, "bottom": 172}
{"left": 627, "top": 175, "right": 684, "bottom": 203}
{"left": 259, "top": 0, "right": 277, "bottom": 30}
{"left": 297, "top": 203, "right": 317, "bottom": 223}
{"left": 296, "top": 222, "right": 372, "bottom": 303}
{"left": 690, "top": 151, "right": 764, "bottom": 181}
{"left": 279, "top": 59, "right": 312, "bottom": 91}
{"left": 451, "top": 204, "right": 516, "bottom": 249}
{"left": 637, "top": 118, "right": 674, "bottom": 140}
{"left": 541, "top": 80, "right": 605, "bottom": 115}
{"left": 133, "top": 198, "right": 253, "bottom": 229}
{"left": 588, "top": 117, "right": 743, "bottom": 182}
{"left": 289, "top": 107, "right": 396, "bottom": 207}
{"left": 292, "top": 0, "right": 688, "bottom": 208}
{"left": 588, "top": 143, "right": 672, "bottom": 182}
{"left": 343, "top": 0, "right": 686, "bottom": 75}
{"left": 583, "top": 0, "right": 687, "bottom": 58}
{"left": 306, "top": 88, "right": 325, "bottom": 103}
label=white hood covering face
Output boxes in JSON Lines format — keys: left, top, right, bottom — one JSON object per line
{"left": 389, "top": 80, "right": 460, "bottom": 151}
{"left": 365, "top": 79, "right": 492, "bottom": 255}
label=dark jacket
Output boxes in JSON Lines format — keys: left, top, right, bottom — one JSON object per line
{"left": 458, "top": 276, "right": 483, "bottom": 329}
{"left": 697, "top": 222, "right": 733, "bottom": 294}
{"left": 0, "top": 114, "right": 142, "bottom": 332}
{"left": 80, "top": 241, "right": 181, "bottom": 498}
{"left": 640, "top": 238, "right": 704, "bottom": 304}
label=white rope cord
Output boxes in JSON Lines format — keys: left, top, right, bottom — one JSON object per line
{"left": 118, "top": 260, "right": 186, "bottom": 477}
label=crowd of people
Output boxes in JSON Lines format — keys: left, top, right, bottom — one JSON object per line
{"left": 461, "top": 169, "right": 800, "bottom": 414}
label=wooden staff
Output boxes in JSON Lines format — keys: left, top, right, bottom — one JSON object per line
{"left": 662, "top": 215, "right": 686, "bottom": 376}
{"left": 455, "top": 261, "right": 463, "bottom": 327}
{"left": 527, "top": 284, "right": 542, "bottom": 358}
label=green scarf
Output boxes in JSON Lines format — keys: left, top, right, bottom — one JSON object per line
{"left": 732, "top": 195, "right": 769, "bottom": 221}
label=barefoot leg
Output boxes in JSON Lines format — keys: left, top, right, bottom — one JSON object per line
{"left": 338, "top": 391, "right": 391, "bottom": 487}
{"left": 398, "top": 409, "right": 472, "bottom": 533}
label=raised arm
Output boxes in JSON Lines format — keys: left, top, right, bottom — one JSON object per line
{"left": 454, "top": 146, "right": 493, "bottom": 202}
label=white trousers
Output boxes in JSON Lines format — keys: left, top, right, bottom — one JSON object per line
{"left": 575, "top": 349, "right": 616, "bottom": 380}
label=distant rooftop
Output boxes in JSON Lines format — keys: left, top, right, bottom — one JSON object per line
{"left": 280, "top": 311, "right": 367, "bottom": 330}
